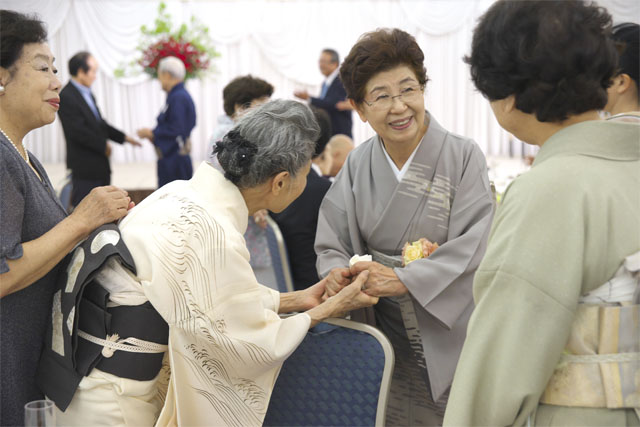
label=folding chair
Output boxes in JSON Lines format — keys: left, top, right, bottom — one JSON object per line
{"left": 265, "top": 216, "right": 295, "bottom": 293}
{"left": 264, "top": 318, "right": 394, "bottom": 426}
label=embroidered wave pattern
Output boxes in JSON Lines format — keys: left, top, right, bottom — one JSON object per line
{"left": 150, "top": 193, "right": 274, "bottom": 425}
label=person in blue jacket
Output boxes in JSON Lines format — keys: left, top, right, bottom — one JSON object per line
{"left": 138, "top": 56, "right": 196, "bottom": 187}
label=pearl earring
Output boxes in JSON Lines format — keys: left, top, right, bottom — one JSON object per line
{"left": 0, "top": 85, "right": 4, "bottom": 94}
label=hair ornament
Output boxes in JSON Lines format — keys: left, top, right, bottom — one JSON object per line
{"left": 219, "top": 129, "right": 258, "bottom": 184}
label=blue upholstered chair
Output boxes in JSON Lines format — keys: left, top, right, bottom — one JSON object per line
{"left": 265, "top": 216, "right": 295, "bottom": 293}
{"left": 263, "top": 317, "right": 394, "bottom": 427}
{"left": 57, "top": 171, "right": 73, "bottom": 212}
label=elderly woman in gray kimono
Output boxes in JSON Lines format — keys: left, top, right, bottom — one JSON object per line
{"left": 315, "top": 28, "right": 494, "bottom": 425}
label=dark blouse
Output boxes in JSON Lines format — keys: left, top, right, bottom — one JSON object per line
{"left": 0, "top": 135, "right": 67, "bottom": 425}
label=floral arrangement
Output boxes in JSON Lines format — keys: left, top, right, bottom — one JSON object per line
{"left": 115, "top": 2, "right": 219, "bottom": 80}
{"left": 402, "top": 238, "right": 439, "bottom": 266}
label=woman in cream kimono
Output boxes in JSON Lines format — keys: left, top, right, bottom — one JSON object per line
{"left": 443, "top": 1, "right": 639, "bottom": 425}
{"left": 315, "top": 29, "right": 494, "bottom": 426}
{"left": 48, "top": 100, "right": 377, "bottom": 426}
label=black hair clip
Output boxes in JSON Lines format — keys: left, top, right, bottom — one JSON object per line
{"left": 220, "top": 129, "right": 258, "bottom": 184}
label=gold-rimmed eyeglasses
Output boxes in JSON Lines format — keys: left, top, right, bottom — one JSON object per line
{"left": 362, "top": 85, "right": 424, "bottom": 111}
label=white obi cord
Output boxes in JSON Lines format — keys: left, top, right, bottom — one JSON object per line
{"left": 579, "top": 251, "right": 640, "bottom": 304}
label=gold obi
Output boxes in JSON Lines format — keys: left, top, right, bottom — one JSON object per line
{"left": 541, "top": 253, "right": 640, "bottom": 409}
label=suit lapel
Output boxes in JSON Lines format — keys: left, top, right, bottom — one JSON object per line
{"left": 67, "top": 83, "right": 101, "bottom": 125}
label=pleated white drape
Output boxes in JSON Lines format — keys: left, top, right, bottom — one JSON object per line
{"left": 2, "top": 0, "right": 638, "bottom": 164}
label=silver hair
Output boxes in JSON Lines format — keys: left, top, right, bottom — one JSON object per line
{"left": 158, "top": 56, "right": 186, "bottom": 81}
{"left": 216, "top": 99, "right": 319, "bottom": 188}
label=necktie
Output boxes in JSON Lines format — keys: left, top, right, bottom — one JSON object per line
{"left": 320, "top": 81, "right": 328, "bottom": 99}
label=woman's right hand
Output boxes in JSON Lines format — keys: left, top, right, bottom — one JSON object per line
{"left": 307, "top": 271, "right": 378, "bottom": 325}
{"left": 327, "top": 271, "right": 379, "bottom": 315}
{"left": 69, "top": 186, "right": 133, "bottom": 235}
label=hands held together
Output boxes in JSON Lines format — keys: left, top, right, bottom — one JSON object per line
{"left": 325, "top": 262, "right": 409, "bottom": 299}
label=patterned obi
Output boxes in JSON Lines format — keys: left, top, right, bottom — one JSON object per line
{"left": 369, "top": 249, "right": 430, "bottom": 378}
{"left": 541, "top": 252, "right": 640, "bottom": 410}
{"left": 37, "top": 224, "right": 169, "bottom": 411}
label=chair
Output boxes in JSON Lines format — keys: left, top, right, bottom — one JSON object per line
{"left": 263, "top": 318, "right": 395, "bottom": 427}
{"left": 57, "top": 171, "right": 73, "bottom": 212}
{"left": 265, "top": 216, "right": 295, "bottom": 293}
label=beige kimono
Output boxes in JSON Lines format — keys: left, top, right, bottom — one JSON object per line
{"left": 444, "top": 120, "right": 640, "bottom": 426}
{"left": 57, "top": 163, "right": 311, "bottom": 426}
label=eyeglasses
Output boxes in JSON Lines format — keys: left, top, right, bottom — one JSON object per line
{"left": 363, "top": 85, "right": 424, "bottom": 111}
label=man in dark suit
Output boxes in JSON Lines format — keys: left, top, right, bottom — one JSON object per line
{"left": 58, "top": 51, "right": 140, "bottom": 207}
{"left": 294, "top": 49, "right": 353, "bottom": 137}
{"left": 270, "top": 107, "right": 333, "bottom": 290}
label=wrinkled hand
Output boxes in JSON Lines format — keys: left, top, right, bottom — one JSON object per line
{"left": 325, "top": 267, "right": 352, "bottom": 298}
{"left": 300, "top": 277, "right": 328, "bottom": 310}
{"left": 70, "top": 186, "right": 134, "bottom": 235}
{"left": 253, "top": 209, "right": 268, "bottom": 229}
{"left": 335, "top": 100, "right": 353, "bottom": 111}
{"left": 326, "top": 271, "right": 379, "bottom": 317}
{"left": 349, "top": 261, "right": 408, "bottom": 297}
{"left": 136, "top": 128, "right": 154, "bottom": 141}
{"left": 294, "top": 90, "right": 310, "bottom": 100}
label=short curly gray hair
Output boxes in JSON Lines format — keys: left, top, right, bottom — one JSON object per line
{"left": 215, "top": 99, "right": 319, "bottom": 189}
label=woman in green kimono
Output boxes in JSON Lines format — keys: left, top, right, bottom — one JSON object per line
{"left": 444, "top": 1, "right": 640, "bottom": 425}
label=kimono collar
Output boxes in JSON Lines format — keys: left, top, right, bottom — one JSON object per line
{"left": 190, "top": 162, "right": 249, "bottom": 233}
{"left": 533, "top": 119, "right": 640, "bottom": 167}
{"left": 169, "top": 82, "right": 186, "bottom": 96}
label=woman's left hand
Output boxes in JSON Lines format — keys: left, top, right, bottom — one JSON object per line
{"left": 299, "top": 277, "right": 328, "bottom": 309}
{"left": 349, "top": 261, "right": 408, "bottom": 297}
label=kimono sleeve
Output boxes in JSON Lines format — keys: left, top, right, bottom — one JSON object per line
{"left": 443, "top": 171, "right": 585, "bottom": 426}
{"left": 315, "top": 163, "right": 364, "bottom": 276}
{"left": 395, "top": 143, "right": 494, "bottom": 328}
{"left": 0, "top": 151, "right": 26, "bottom": 273}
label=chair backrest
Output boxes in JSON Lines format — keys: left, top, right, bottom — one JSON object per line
{"left": 264, "top": 216, "right": 295, "bottom": 293}
{"left": 263, "top": 317, "right": 394, "bottom": 427}
{"left": 57, "top": 171, "right": 73, "bottom": 212}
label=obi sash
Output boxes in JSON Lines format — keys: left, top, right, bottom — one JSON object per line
{"left": 540, "top": 252, "right": 640, "bottom": 412}
{"left": 36, "top": 224, "right": 169, "bottom": 411}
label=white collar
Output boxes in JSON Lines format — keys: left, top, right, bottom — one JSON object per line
{"left": 310, "top": 162, "right": 323, "bottom": 177}
{"left": 380, "top": 138, "right": 422, "bottom": 182}
{"left": 323, "top": 68, "right": 340, "bottom": 87}
{"left": 192, "top": 162, "right": 249, "bottom": 233}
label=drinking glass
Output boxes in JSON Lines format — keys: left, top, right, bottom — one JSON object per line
{"left": 24, "top": 399, "right": 56, "bottom": 427}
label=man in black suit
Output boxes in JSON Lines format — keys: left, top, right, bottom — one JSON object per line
{"left": 58, "top": 52, "right": 140, "bottom": 207}
{"left": 270, "top": 107, "right": 333, "bottom": 290}
{"left": 294, "top": 49, "right": 353, "bottom": 137}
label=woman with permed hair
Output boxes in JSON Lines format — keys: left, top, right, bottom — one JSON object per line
{"left": 444, "top": 1, "right": 639, "bottom": 425}
{"left": 315, "top": 28, "right": 495, "bottom": 425}
{"left": 0, "top": 10, "right": 134, "bottom": 425}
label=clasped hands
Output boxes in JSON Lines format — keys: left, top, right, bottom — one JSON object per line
{"left": 324, "top": 261, "right": 409, "bottom": 299}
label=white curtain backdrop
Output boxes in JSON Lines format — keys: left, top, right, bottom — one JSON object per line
{"left": 2, "top": 0, "right": 639, "bottom": 165}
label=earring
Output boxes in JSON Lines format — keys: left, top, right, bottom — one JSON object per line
{"left": 0, "top": 85, "right": 4, "bottom": 94}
